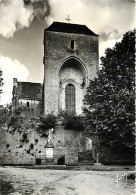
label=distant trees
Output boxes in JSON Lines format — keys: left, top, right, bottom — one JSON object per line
{"left": 84, "top": 30, "right": 135, "bottom": 153}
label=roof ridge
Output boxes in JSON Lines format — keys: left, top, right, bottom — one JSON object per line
{"left": 52, "top": 21, "right": 87, "bottom": 26}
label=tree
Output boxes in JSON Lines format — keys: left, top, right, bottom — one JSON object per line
{"left": 0, "top": 67, "right": 4, "bottom": 104}
{"left": 0, "top": 104, "right": 12, "bottom": 125}
{"left": 83, "top": 30, "right": 135, "bottom": 153}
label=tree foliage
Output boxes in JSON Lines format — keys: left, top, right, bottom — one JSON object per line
{"left": 0, "top": 104, "right": 12, "bottom": 125}
{"left": 84, "top": 30, "right": 135, "bottom": 152}
{"left": 39, "top": 114, "right": 57, "bottom": 130}
{"left": 8, "top": 106, "right": 36, "bottom": 133}
{"left": 63, "top": 115, "right": 85, "bottom": 131}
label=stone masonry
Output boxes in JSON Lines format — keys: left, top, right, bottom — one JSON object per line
{"left": 0, "top": 124, "right": 87, "bottom": 165}
{"left": 43, "top": 22, "right": 99, "bottom": 115}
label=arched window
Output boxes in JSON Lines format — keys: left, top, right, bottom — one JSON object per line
{"left": 65, "top": 84, "right": 75, "bottom": 115}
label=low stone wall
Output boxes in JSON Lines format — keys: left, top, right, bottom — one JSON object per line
{"left": 1, "top": 124, "right": 133, "bottom": 165}
{"left": 0, "top": 125, "right": 85, "bottom": 165}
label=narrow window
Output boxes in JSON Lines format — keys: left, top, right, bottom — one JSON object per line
{"left": 27, "top": 102, "right": 29, "bottom": 108}
{"left": 71, "top": 40, "right": 74, "bottom": 50}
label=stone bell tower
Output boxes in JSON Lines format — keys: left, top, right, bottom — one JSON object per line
{"left": 43, "top": 22, "right": 99, "bottom": 116}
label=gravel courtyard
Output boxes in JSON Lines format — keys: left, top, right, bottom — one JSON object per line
{"left": 0, "top": 167, "right": 135, "bottom": 195}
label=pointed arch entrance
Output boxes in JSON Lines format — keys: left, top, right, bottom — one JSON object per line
{"left": 59, "top": 57, "right": 88, "bottom": 115}
{"left": 65, "top": 83, "right": 75, "bottom": 115}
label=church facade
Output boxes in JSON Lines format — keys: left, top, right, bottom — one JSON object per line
{"left": 5, "top": 22, "right": 99, "bottom": 166}
{"left": 43, "top": 22, "right": 99, "bottom": 116}
{"left": 12, "top": 22, "right": 99, "bottom": 117}
{"left": 2, "top": 22, "right": 133, "bottom": 166}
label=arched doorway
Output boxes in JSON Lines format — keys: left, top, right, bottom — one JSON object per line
{"left": 65, "top": 83, "right": 75, "bottom": 115}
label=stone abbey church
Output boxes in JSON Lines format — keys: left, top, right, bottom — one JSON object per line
{"left": 1, "top": 22, "right": 99, "bottom": 166}
{"left": 12, "top": 22, "right": 99, "bottom": 116}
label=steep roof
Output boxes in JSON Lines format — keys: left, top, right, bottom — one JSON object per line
{"left": 17, "top": 82, "right": 42, "bottom": 101}
{"left": 45, "top": 22, "right": 98, "bottom": 36}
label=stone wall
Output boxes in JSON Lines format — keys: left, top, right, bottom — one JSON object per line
{"left": 1, "top": 124, "right": 133, "bottom": 165}
{"left": 18, "top": 99, "right": 41, "bottom": 117}
{"left": 0, "top": 125, "right": 86, "bottom": 165}
{"left": 12, "top": 99, "right": 42, "bottom": 118}
{"left": 43, "top": 31, "right": 99, "bottom": 115}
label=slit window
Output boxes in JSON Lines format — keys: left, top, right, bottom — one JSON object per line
{"left": 71, "top": 40, "right": 74, "bottom": 49}
{"left": 27, "top": 102, "right": 29, "bottom": 108}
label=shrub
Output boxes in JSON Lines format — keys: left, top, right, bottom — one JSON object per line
{"left": 39, "top": 114, "right": 57, "bottom": 130}
{"left": 8, "top": 115, "right": 23, "bottom": 128}
{"left": 0, "top": 105, "right": 12, "bottom": 125}
{"left": 63, "top": 115, "right": 85, "bottom": 131}
{"left": 13, "top": 106, "right": 26, "bottom": 115}
{"left": 7, "top": 107, "right": 25, "bottom": 132}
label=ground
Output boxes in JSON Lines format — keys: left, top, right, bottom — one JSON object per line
{"left": 0, "top": 167, "right": 135, "bottom": 195}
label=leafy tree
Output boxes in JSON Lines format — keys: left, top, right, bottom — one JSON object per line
{"left": 84, "top": 30, "right": 135, "bottom": 153}
{"left": 0, "top": 104, "right": 12, "bottom": 125}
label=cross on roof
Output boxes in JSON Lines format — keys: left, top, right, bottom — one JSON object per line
{"left": 65, "top": 15, "right": 71, "bottom": 23}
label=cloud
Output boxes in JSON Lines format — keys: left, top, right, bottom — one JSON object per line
{"left": 99, "top": 38, "right": 121, "bottom": 58}
{"left": 0, "top": 0, "right": 50, "bottom": 38}
{"left": 24, "top": 0, "right": 51, "bottom": 19}
{"left": 47, "top": 0, "right": 135, "bottom": 57}
{"left": 0, "top": 56, "right": 30, "bottom": 105}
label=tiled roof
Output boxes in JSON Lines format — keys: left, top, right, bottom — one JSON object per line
{"left": 45, "top": 22, "right": 98, "bottom": 36}
{"left": 17, "top": 82, "right": 42, "bottom": 101}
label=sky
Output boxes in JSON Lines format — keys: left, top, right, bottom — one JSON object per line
{"left": 0, "top": 0, "right": 135, "bottom": 105}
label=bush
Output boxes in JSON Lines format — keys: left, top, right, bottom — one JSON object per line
{"left": 8, "top": 115, "right": 23, "bottom": 132}
{"left": 63, "top": 115, "right": 85, "bottom": 131}
{"left": 13, "top": 106, "right": 26, "bottom": 115}
{"left": 39, "top": 114, "right": 57, "bottom": 130}
{"left": 8, "top": 107, "right": 26, "bottom": 132}
{"left": 0, "top": 105, "right": 12, "bottom": 125}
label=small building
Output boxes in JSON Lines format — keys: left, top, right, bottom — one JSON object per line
{"left": 12, "top": 78, "right": 43, "bottom": 117}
